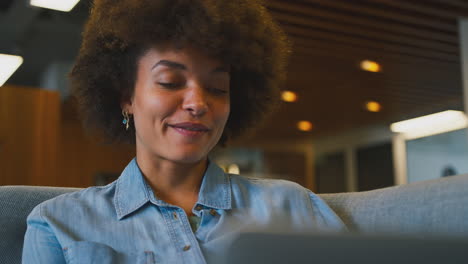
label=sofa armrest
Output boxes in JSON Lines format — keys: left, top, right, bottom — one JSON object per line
{"left": 0, "top": 186, "right": 80, "bottom": 264}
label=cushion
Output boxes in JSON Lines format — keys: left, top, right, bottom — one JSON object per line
{"left": 0, "top": 186, "right": 79, "bottom": 264}
{"left": 320, "top": 174, "right": 468, "bottom": 237}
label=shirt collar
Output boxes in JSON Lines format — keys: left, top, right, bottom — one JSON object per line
{"left": 196, "top": 160, "right": 232, "bottom": 210}
{"left": 114, "top": 158, "right": 232, "bottom": 220}
{"left": 114, "top": 158, "right": 153, "bottom": 220}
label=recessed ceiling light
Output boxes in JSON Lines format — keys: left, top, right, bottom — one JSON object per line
{"left": 281, "top": 90, "right": 298, "bottom": 102}
{"left": 390, "top": 110, "right": 468, "bottom": 140}
{"left": 360, "top": 60, "right": 381, "bottom": 72}
{"left": 365, "top": 101, "right": 382, "bottom": 112}
{"left": 30, "top": 0, "right": 81, "bottom": 12}
{"left": 0, "top": 54, "right": 23, "bottom": 87}
{"left": 297, "top": 121, "right": 313, "bottom": 132}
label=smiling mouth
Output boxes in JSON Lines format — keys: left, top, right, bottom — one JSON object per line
{"left": 172, "top": 127, "right": 207, "bottom": 131}
{"left": 168, "top": 123, "right": 211, "bottom": 137}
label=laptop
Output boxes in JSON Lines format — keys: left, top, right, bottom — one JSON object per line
{"left": 223, "top": 232, "right": 468, "bottom": 264}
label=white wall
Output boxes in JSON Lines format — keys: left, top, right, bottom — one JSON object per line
{"left": 406, "top": 129, "right": 468, "bottom": 182}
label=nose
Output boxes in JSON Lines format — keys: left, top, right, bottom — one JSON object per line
{"left": 182, "top": 84, "right": 208, "bottom": 116}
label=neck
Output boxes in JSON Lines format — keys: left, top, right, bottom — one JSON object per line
{"left": 136, "top": 153, "right": 208, "bottom": 214}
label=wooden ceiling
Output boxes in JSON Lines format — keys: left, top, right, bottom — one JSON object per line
{"left": 251, "top": 0, "right": 468, "bottom": 141}
{"left": 2, "top": 0, "right": 468, "bottom": 142}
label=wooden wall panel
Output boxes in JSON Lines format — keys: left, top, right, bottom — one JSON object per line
{"left": 57, "top": 119, "right": 135, "bottom": 187}
{"left": 30, "top": 87, "right": 61, "bottom": 186}
{"left": 0, "top": 85, "right": 59, "bottom": 186}
{"left": 0, "top": 85, "right": 135, "bottom": 187}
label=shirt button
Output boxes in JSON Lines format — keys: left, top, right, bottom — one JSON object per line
{"left": 209, "top": 209, "right": 217, "bottom": 216}
{"left": 173, "top": 212, "right": 178, "bottom": 220}
{"left": 195, "top": 205, "right": 203, "bottom": 211}
{"left": 183, "top": 245, "right": 191, "bottom": 251}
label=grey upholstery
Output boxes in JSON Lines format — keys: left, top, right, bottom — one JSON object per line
{"left": 0, "top": 186, "right": 80, "bottom": 264}
{"left": 320, "top": 174, "right": 468, "bottom": 236}
{"left": 2, "top": 174, "right": 468, "bottom": 264}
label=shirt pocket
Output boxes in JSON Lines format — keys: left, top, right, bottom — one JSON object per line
{"left": 63, "top": 241, "right": 156, "bottom": 264}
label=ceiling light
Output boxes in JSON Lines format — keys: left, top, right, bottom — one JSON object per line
{"left": 365, "top": 101, "right": 382, "bottom": 112}
{"left": 297, "top": 121, "right": 313, "bottom": 132}
{"left": 0, "top": 54, "right": 23, "bottom": 87}
{"left": 390, "top": 110, "right": 468, "bottom": 140}
{"left": 281, "top": 90, "right": 298, "bottom": 102}
{"left": 360, "top": 60, "right": 381, "bottom": 72}
{"left": 30, "top": 0, "right": 81, "bottom": 12}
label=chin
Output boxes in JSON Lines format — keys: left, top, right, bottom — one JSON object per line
{"left": 168, "top": 149, "right": 209, "bottom": 165}
{"left": 171, "top": 156, "right": 207, "bottom": 166}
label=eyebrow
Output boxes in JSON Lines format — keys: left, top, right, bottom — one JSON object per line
{"left": 151, "top": 59, "right": 230, "bottom": 73}
{"left": 152, "top": 60, "right": 187, "bottom": 70}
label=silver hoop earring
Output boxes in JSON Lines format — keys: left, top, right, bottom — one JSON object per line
{"left": 122, "top": 110, "right": 131, "bottom": 131}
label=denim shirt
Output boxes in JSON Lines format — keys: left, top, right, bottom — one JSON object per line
{"left": 22, "top": 158, "right": 345, "bottom": 264}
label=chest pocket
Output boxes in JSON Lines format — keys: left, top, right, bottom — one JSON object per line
{"left": 63, "top": 241, "right": 156, "bottom": 264}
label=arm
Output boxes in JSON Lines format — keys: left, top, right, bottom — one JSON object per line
{"left": 22, "top": 204, "right": 66, "bottom": 264}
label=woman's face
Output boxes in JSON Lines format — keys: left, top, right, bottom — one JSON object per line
{"left": 124, "top": 45, "right": 230, "bottom": 164}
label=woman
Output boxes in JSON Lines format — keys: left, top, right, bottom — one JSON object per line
{"left": 22, "top": 0, "right": 345, "bottom": 263}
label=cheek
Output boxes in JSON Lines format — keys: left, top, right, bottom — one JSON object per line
{"left": 216, "top": 101, "right": 230, "bottom": 124}
{"left": 134, "top": 92, "right": 174, "bottom": 119}
{"left": 224, "top": 104, "right": 231, "bottom": 122}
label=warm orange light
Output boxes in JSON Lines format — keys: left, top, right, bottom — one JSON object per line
{"left": 297, "top": 121, "right": 313, "bottom": 132}
{"left": 281, "top": 90, "right": 298, "bottom": 102}
{"left": 365, "top": 101, "right": 382, "bottom": 112}
{"left": 360, "top": 60, "right": 381, "bottom": 72}
{"left": 227, "top": 164, "right": 240, "bottom": 174}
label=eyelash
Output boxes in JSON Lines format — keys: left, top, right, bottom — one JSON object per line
{"left": 157, "top": 82, "right": 181, "bottom": 89}
{"left": 209, "top": 87, "right": 229, "bottom": 95}
{"left": 157, "top": 82, "right": 229, "bottom": 95}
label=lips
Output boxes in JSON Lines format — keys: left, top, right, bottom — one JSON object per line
{"left": 169, "top": 122, "right": 209, "bottom": 131}
{"left": 168, "top": 122, "right": 210, "bottom": 136}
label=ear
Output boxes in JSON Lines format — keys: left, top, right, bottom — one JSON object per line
{"left": 121, "top": 97, "right": 134, "bottom": 114}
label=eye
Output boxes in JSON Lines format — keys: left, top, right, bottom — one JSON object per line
{"left": 208, "top": 87, "right": 229, "bottom": 96}
{"left": 157, "top": 82, "right": 182, "bottom": 89}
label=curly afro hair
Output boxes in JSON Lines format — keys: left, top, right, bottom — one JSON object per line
{"left": 70, "top": 0, "right": 290, "bottom": 145}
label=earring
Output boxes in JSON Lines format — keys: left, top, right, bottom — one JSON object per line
{"left": 122, "top": 110, "right": 130, "bottom": 131}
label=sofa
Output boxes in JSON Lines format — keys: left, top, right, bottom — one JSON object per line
{"left": 2, "top": 174, "right": 468, "bottom": 264}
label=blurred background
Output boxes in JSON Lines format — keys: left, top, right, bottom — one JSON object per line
{"left": 2, "top": 0, "right": 468, "bottom": 193}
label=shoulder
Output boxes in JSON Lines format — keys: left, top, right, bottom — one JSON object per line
{"left": 28, "top": 182, "right": 118, "bottom": 221}
{"left": 43, "top": 182, "right": 117, "bottom": 207}
{"left": 228, "top": 174, "right": 314, "bottom": 204}
{"left": 229, "top": 174, "right": 346, "bottom": 230}
{"left": 230, "top": 174, "right": 309, "bottom": 194}
{"left": 228, "top": 174, "right": 332, "bottom": 211}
